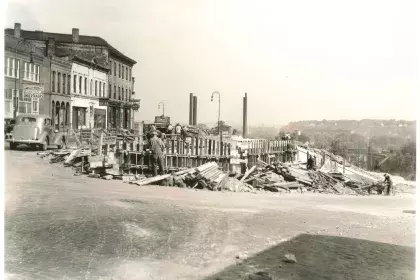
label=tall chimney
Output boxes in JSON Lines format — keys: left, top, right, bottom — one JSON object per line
{"left": 72, "top": 28, "right": 79, "bottom": 43}
{"left": 14, "top": 23, "right": 21, "bottom": 38}
{"left": 189, "top": 93, "right": 194, "bottom": 125}
{"left": 243, "top": 92, "right": 248, "bottom": 138}
{"left": 193, "top": 96, "right": 198, "bottom": 125}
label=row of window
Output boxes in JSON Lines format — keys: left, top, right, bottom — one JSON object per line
{"left": 4, "top": 89, "right": 39, "bottom": 115}
{"left": 51, "top": 71, "right": 71, "bottom": 94}
{"left": 108, "top": 83, "right": 132, "bottom": 102}
{"left": 72, "top": 74, "right": 106, "bottom": 98}
{"left": 5, "top": 57, "right": 40, "bottom": 82}
{"left": 52, "top": 71, "right": 107, "bottom": 98}
{"left": 109, "top": 59, "right": 131, "bottom": 81}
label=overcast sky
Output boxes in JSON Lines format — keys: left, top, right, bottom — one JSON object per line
{"left": 5, "top": 0, "right": 418, "bottom": 126}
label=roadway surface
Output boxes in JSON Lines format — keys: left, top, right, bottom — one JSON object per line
{"left": 4, "top": 146, "right": 416, "bottom": 280}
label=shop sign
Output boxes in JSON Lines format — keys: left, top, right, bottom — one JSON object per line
{"left": 102, "top": 135, "right": 117, "bottom": 145}
{"left": 132, "top": 103, "right": 140, "bottom": 111}
{"left": 80, "top": 129, "right": 92, "bottom": 141}
{"left": 23, "top": 85, "right": 44, "bottom": 99}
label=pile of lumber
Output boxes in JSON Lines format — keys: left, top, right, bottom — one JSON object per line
{"left": 241, "top": 161, "right": 374, "bottom": 195}
{"left": 38, "top": 147, "right": 91, "bottom": 164}
{"left": 129, "top": 162, "right": 254, "bottom": 193}
{"left": 241, "top": 167, "right": 304, "bottom": 193}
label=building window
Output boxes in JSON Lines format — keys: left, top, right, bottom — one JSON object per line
{"left": 114, "top": 62, "right": 116, "bottom": 76}
{"left": 118, "top": 64, "right": 121, "bottom": 78}
{"left": 67, "top": 75, "right": 71, "bottom": 94}
{"left": 95, "top": 81, "right": 98, "bottom": 96}
{"left": 73, "top": 75, "right": 77, "bottom": 93}
{"left": 52, "top": 71, "right": 56, "bottom": 92}
{"left": 23, "top": 63, "right": 37, "bottom": 81}
{"left": 129, "top": 89, "right": 131, "bottom": 101}
{"left": 90, "top": 79, "right": 93, "bottom": 95}
{"left": 118, "top": 87, "right": 121, "bottom": 100}
{"left": 109, "top": 60, "right": 112, "bottom": 75}
{"left": 57, "top": 73, "right": 61, "bottom": 93}
{"left": 114, "top": 85, "right": 116, "bottom": 99}
{"left": 84, "top": 77, "right": 87, "bottom": 95}
{"left": 109, "top": 84, "right": 111, "bottom": 98}
{"left": 62, "top": 74, "right": 66, "bottom": 94}
{"left": 5, "top": 57, "right": 20, "bottom": 78}
{"left": 32, "top": 98, "right": 39, "bottom": 114}
{"left": 103, "top": 83, "right": 105, "bottom": 98}
{"left": 126, "top": 66, "right": 128, "bottom": 80}
{"left": 122, "top": 65, "right": 124, "bottom": 79}
{"left": 125, "top": 88, "right": 128, "bottom": 101}
{"left": 24, "top": 62, "right": 29, "bottom": 79}
{"left": 129, "top": 68, "right": 131, "bottom": 81}
{"left": 4, "top": 89, "right": 14, "bottom": 114}
{"left": 79, "top": 76, "right": 82, "bottom": 93}
{"left": 18, "top": 90, "right": 32, "bottom": 114}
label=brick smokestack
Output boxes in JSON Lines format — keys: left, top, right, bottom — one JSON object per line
{"left": 14, "top": 23, "right": 21, "bottom": 38}
{"left": 193, "top": 96, "right": 198, "bottom": 125}
{"left": 72, "top": 28, "right": 79, "bottom": 43}
{"left": 243, "top": 92, "right": 248, "bottom": 138}
{"left": 189, "top": 93, "right": 194, "bottom": 125}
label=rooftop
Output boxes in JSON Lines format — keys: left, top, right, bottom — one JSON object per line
{"left": 4, "top": 28, "right": 137, "bottom": 65}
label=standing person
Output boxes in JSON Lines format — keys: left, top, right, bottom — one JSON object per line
{"left": 175, "top": 123, "right": 182, "bottom": 139}
{"left": 149, "top": 131, "right": 166, "bottom": 176}
{"left": 384, "top": 173, "right": 394, "bottom": 196}
{"left": 167, "top": 123, "right": 173, "bottom": 137}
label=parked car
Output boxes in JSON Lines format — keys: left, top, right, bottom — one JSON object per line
{"left": 4, "top": 118, "right": 16, "bottom": 139}
{"left": 6, "top": 114, "right": 67, "bottom": 151}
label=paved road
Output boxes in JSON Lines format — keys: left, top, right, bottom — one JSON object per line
{"left": 4, "top": 147, "right": 416, "bottom": 280}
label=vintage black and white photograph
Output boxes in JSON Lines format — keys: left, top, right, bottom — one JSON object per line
{"left": 2, "top": 0, "right": 417, "bottom": 279}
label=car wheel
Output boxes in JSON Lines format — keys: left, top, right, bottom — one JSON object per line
{"left": 9, "top": 142, "right": 17, "bottom": 150}
{"left": 40, "top": 138, "right": 48, "bottom": 151}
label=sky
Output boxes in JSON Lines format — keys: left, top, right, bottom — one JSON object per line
{"left": 4, "top": 0, "right": 419, "bottom": 127}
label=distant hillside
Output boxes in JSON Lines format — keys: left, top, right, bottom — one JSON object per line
{"left": 282, "top": 119, "right": 416, "bottom": 140}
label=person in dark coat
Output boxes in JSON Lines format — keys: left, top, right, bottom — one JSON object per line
{"left": 384, "top": 173, "right": 394, "bottom": 195}
{"left": 307, "top": 155, "right": 314, "bottom": 170}
{"left": 149, "top": 131, "right": 166, "bottom": 176}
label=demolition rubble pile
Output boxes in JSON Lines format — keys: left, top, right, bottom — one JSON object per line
{"left": 242, "top": 161, "right": 379, "bottom": 195}
{"left": 128, "top": 160, "right": 380, "bottom": 195}
{"left": 129, "top": 162, "right": 255, "bottom": 193}
{"left": 39, "top": 147, "right": 381, "bottom": 195}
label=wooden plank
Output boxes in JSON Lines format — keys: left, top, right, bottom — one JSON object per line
{"left": 240, "top": 165, "right": 256, "bottom": 182}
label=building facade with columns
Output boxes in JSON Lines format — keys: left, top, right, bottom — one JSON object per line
{"left": 5, "top": 23, "right": 138, "bottom": 130}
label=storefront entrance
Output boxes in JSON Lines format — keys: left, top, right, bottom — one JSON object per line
{"left": 72, "top": 106, "right": 87, "bottom": 129}
{"left": 94, "top": 108, "right": 106, "bottom": 129}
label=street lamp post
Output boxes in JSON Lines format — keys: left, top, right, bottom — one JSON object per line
{"left": 158, "top": 101, "right": 165, "bottom": 116}
{"left": 211, "top": 91, "right": 220, "bottom": 134}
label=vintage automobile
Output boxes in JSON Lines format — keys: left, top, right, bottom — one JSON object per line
{"left": 6, "top": 114, "right": 67, "bottom": 151}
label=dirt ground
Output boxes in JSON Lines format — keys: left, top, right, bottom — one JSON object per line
{"left": 4, "top": 147, "right": 416, "bottom": 280}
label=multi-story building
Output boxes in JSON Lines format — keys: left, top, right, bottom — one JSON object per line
{"left": 4, "top": 31, "right": 44, "bottom": 119}
{"left": 5, "top": 23, "right": 138, "bottom": 129}
{"left": 69, "top": 56, "right": 108, "bottom": 129}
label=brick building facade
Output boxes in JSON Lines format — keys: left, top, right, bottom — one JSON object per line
{"left": 5, "top": 23, "right": 137, "bottom": 130}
